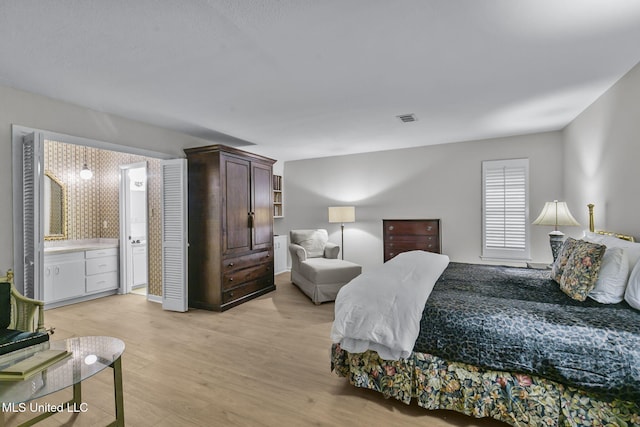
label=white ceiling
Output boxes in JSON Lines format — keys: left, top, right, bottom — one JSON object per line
{"left": 2, "top": 1, "right": 640, "bottom": 162}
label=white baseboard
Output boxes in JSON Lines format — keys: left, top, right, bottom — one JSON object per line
{"left": 147, "top": 294, "right": 162, "bottom": 304}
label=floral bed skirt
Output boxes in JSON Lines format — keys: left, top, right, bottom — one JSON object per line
{"left": 331, "top": 344, "right": 640, "bottom": 427}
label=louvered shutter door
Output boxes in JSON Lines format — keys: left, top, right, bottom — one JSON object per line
{"left": 22, "top": 133, "right": 42, "bottom": 298}
{"left": 482, "top": 159, "right": 530, "bottom": 260}
{"left": 161, "top": 159, "right": 188, "bottom": 312}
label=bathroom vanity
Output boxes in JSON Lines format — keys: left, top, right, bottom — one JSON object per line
{"left": 44, "top": 240, "right": 119, "bottom": 308}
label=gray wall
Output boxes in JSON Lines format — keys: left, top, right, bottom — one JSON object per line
{"left": 276, "top": 132, "right": 565, "bottom": 271}
{"left": 563, "top": 61, "right": 640, "bottom": 239}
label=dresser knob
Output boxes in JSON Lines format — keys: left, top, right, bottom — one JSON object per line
{"left": 427, "top": 226, "right": 432, "bottom": 231}
{"left": 388, "top": 226, "right": 394, "bottom": 231}
{"left": 228, "top": 262, "right": 234, "bottom": 267}
{"left": 229, "top": 277, "right": 234, "bottom": 282}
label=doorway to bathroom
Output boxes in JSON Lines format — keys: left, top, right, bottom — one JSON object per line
{"left": 120, "top": 162, "right": 149, "bottom": 296}
{"left": 13, "top": 125, "right": 188, "bottom": 311}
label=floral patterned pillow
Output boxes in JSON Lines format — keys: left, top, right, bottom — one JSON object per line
{"left": 551, "top": 237, "right": 579, "bottom": 283}
{"left": 560, "top": 240, "right": 607, "bottom": 301}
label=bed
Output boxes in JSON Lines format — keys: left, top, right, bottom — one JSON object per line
{"left": 330, "top": 207, "right": 640, "bottom": 427}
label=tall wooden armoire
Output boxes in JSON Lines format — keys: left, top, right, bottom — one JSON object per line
{"left": 184, "top": 145, "right": 276, "bottom": 311}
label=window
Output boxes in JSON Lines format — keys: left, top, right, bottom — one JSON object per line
{"left": 482, "top": 158, "right": 530, "bottom": 261}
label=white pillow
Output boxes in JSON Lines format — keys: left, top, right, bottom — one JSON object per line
{"left": 588, "top": 247, "right": 629, "bottom": 304}
{"left": 583, "top": 231, "right": 640, "bottom": 280}
{"left": 624, "top": 260, "right": 640, "bottom": 310}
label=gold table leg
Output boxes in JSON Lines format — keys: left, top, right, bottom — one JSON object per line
{"left": 109, "top": 357, "right": 125, "bottom": 427}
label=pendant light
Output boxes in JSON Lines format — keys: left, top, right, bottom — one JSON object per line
{"left": 80, "top": 146, "right": 93, "bottom": 180}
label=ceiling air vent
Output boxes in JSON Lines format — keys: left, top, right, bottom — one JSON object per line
{"left": 396, "top": 113, "right": 417, "bottom": 123}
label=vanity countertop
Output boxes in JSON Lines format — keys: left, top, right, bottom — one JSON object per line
{"left": 44, "top": 239, "right": 119, "bottom": 255}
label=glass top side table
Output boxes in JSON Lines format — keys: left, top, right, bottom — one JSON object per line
{"left": 0, "top": 336, "right": 125, "bottom": 427}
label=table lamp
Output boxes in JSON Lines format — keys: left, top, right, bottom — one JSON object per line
{"left": 532, "top": 200, "right": 580, "bottom": 261}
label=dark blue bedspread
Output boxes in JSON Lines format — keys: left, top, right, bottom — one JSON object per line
{"left": 413, "top": 262, "right": 640, "bottom": 402}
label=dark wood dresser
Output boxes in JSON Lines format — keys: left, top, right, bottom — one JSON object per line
{"left": 383, "top": 219, "right": 441, "bottom": 262}
{"left": 184, "top": 145, "right": 276, "bottom": 311}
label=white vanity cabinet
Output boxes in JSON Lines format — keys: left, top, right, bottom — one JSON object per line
{"left": 43, "top": 245, "right": 119, "bottom": 306}
{"left": 44, "top": 252, "right": 85, "bottom": 302}
{"left": 132, "top": 245, "right": 147, "bottom": 286}
{"left": 85, "top": 248, "right": 119, "bottom": 293}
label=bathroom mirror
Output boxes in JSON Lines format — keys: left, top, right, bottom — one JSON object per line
{"left": 44, "top": 171, "right": 67, "bottom": 240}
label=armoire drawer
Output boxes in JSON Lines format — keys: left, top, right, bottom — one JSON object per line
{"left": 222, "top": 263, "right": 272, "bottom": 290}
{"left": 222, "top": 250, "right": 273, "bottom": 273}
{"left": 222, "top": 277, "right": 274, "bottom": 304}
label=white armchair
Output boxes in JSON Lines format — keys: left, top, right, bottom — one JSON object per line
{"left": 289, "top": 229, "right": 362, "bottom": 304}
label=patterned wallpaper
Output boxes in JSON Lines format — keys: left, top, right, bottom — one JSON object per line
{"left": 44, "top": 140, "right": 163, "bottom": 296}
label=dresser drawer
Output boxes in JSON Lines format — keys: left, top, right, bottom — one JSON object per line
{"left": 385, "top": 240, "right": 440, "bottom": 254}
{"left": 222, "top": 277, "right": 274, "bottom": 304}
{"left": 222, "top": 263, "right": 272, "bottom": 290}
{"left": 222, "top": 250, "right": 273, "bottom": 273}
{"left": 86, "top": 271, "right": 119, "bottom": 293}
{"left": 385, "top": 247, "right": 440, "bottom": 260}
{"left": 86, "top": 247, "right": 118, "bottom": 258}
{"left": 385, "top": 234, "right": 439, "bottom": 243}
{"left": 383, "top": 219, "right": 441, "bottom": 262}
{"left": 86, "top": 256, "right": 118, "bottom": 275}
{"left": 384, "top": 220, "right": 439, "bottom": 235}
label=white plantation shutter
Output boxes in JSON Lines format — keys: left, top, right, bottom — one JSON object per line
{"left": 482, "top": 159, "right": 530, "bottom": 261}
{"left": 162, "top": 159, "right": 188, "bottom": 312}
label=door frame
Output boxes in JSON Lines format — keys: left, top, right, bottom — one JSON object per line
{"left": 119, "top": 162, "right": 148, "bottom": 296}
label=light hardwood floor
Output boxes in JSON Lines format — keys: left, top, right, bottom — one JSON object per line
{"left": 6, "top": 273, "right": 508, "bottom": 427}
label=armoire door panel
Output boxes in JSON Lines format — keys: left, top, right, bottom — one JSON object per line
{"left": 223, "top": 156, "right": 251, "bottom": 254}
{"left": 251, "top": 162, "right": 274, "bottom": 250}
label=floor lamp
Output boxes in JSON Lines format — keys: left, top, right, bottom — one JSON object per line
{"left": 532, "top": 200, "right": 580, "bottom": 262}
{"left": 328, "top": 206, "right": 355, "bottom": 260}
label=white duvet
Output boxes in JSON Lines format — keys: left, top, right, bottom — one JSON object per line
{"left": 330, "top": 250, "right": 449, "bottom": 360}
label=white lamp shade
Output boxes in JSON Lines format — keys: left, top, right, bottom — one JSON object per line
{"left": 328, "top": 206, "right": 355, "bottom": 223}
{"left": 532, "top": 200, "right": 580, "bottom": 228}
